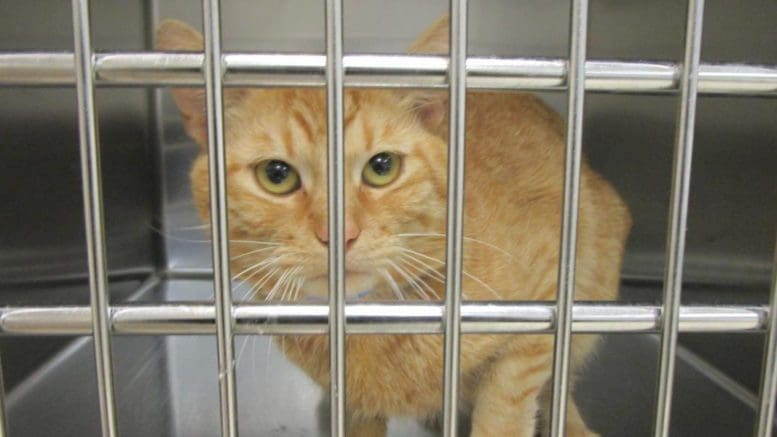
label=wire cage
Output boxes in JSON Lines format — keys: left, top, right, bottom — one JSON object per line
{"left": 0, "top": 0, "right": 776, "bottom": 436}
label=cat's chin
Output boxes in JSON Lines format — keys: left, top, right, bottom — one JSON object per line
{"left": 302, "top": 271, "right": 380, "bottom": 300}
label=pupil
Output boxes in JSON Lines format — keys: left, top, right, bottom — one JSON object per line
{"left": 265, "top": 160, "right": 289, "bottom": 184}
{"left": 370, "top": 153, "right": 393, "bottom": 175}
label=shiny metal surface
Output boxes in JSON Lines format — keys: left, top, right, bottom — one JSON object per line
{"left": 0, "top": 299, "right": 768, "bottom": 336}
{"left": 654, "top": 1, "right": 705, "bottom": 435}
{"left": 755, "top": 238, "right": 777, "bottom": 437}
{"left": 0, "top": 355, "right": 7, "bottom": 437}
{"left": 1, "top": 53, "right": 776, "bottom": 95}
{"left": 324, "top": 0, "right": 346, "bottom": 434}
{"left": 549, "top": 0, "right": 587, "bottom": 434}
{"left": 201, "top": 0, "right": 239, "bottom": 435}
{"left": 70, "top": 0, "right": 119, "bottom": 434}
{"left": 442, "top": 1, "right": 468, "bottom": 435}
{"left": 0, "top": 281, "right": 770, "bottom": 436}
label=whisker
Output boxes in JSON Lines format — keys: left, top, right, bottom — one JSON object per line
{"left": 398, "top": 252, "right": 445, "bottom": 283}
{"left": 396, "top": 232, "right": 513, "bottom": 259}
{"left": 280, "top": 267, "right": 302, "bottom": 302}
{"left": 266, "top": 267, "right": 296, "bottom": 302}
{"left": 170, "top": 223, "right": 211, "bottom": 231}
{"left": 290, "top": 276, "right": 304, "bottom": 303}
{"left": 240, "top": 266, "right": 280, "bottom": 302}
{"left": 397, "top": 258, "right": 441, "bottom": 300}
{"left": 232, "top": 256, "right": 278, "bottom": 282}
{"left": 386, "top": 260, "right": 431, "bottom": 301}
{"left": 231, "top": 246, "right": 277, "bottom": 261}
{"left": 380, "top": 269, "right": 405, "bottom": 301}
{"left": 234, "top": 334, "right": 252, "bottom": 370}
{"left": 397, "top": 247, "right": 501, "bottom": 299}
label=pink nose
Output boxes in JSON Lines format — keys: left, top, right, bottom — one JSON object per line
{"left": 316, "top": 222, "right": 360, "bottom": 250}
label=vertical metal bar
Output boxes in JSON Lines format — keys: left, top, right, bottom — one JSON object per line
{"left": 71, "top": 0, "right": 119, "bottom": 435}
{"left": 442, "top": 1, "right": 468, "bottom": 436}
{"left": 0, "top": 355, "right": 8, "bottom": 437}
{"left": 143, "top": 0, "right": 168, "bottom": 272}
{"left": 548, "top": 0, "right": 588, "bottom": 435}
{"left": 755, "top": 235, "right": 777, "bottom": 437}
{"left": 653, "top": 1, "right": 704, "bottom": 436}
{"left": 325, "top": 0, "right": 346, "bottom": 435}
{"left": 202, "top": 0, "right": 238, "bottom": 435}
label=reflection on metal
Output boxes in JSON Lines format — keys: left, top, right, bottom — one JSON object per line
{"left": 0, "top": 53, "right": 775, "bottom": 95}
{"left": 201, "top": 0, "right": 239, "bottom": 435}
{"left": 549, "top": 0, "right": 588, "bottom": 434}
{"left": 653, "top": 0, "right": 705, "bottom": 436}
{"left": 755, "top": 236, "right": 777, "bottom": 437}
{"left": 0, "top": 302, "right": 767, "bottom": 336}
{"left": 324, "top": 0, "right": 347, "bottom": 434}
{"left": 70, "top": 0, "right": 118, "bottom": 435}
{"left": 442, "top": 0, "right": 468, "bottom": 435}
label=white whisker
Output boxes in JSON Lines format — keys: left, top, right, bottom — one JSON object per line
{"left": 266, "top": 267, "right": 296, "bottom": 302}
{"left": 292, "top": 276, "right": 305, "bottom": 302}
{"left": 396, "top": 232, "right": 513, "bottom": 259}
{"left": 397, "top": 247, "right": 501, "bottom": 299}
{"left": 240, "top": 266, "right": 279, "bottom": 302}
{"left": 396, "top": 258, "right": 441, "bottom": 300}
{"left": 170, "top": 223, "right": 211, "bottom": 231}
{"left": 398, "top": 252, "right": 445, "bottom": 283}
{"left": 380, "top": 269, "right": 405, "bottom": 301}
{"left": 397, "top": 258, "right": 441, "bottom": 300}
{"left": 387, "top": 260, "right": 432, "bottom": 301}
{"left": 231, "top": 246, "right": 277, "bottom": 261}
{"left": 232, "top": 256, "right": 278, "bottom": 282}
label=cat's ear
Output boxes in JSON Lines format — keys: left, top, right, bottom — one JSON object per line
{"left": 156, "top": 19, "right": 245, "bottom": 148}
{"left": 399, "top": 14, "right": 450, "bottom": 132}
{"left": 408, "top": 14, "right": 450, "bottom": 55}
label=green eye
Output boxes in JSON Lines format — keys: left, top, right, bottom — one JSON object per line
{"left": 255, "top": 159, "right": 301, "bottom": 195}
{"left": 363, "top": 152, "right": 401, "bottom": 187}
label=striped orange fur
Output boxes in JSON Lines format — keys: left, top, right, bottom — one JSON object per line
{"left": 158, "top": 14, "right": 631, "bottom": 437}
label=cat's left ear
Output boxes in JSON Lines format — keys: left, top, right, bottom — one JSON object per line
{"left": 397, "top": 14, "right": 450, "bottom": 132}
{"left": 156, "top": 19, "right": 245, "bottom": 148}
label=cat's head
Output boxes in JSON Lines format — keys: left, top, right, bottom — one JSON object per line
{"left": 157, "top": 17, "right": 452, "bottom": 300}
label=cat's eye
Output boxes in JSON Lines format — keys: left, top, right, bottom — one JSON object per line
{"left": 255, "top": 159, "right": 301, "bottom": 195}
{"left": 362, "top": 152, "right": 401, "bottom": 187}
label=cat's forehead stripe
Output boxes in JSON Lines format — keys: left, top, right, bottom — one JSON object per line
{"left": 281, "top": 124, "right": 295, "bottom": 158}
{"left": 291, "top": 109, "right": 315, "bottom": 144}
{"left": 361, "top": 115, "right": 374, "bottom": 152}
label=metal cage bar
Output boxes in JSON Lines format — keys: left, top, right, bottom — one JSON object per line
{"left": 442, "top": 2, "right": 468, "bottom": 436}
{"left": 653, "top": 0, "right": 705, "bottom": 436}
{"left": 0, "top": 302, "right": 767, "bottom": 336}
{"left": 70, "top": 0, "right": 119, "bottom": 435}
{"left": 549, "top": 0, "right": 588, "bottom": 435}
{"left": 755, "top": 235, "right": 777, "bottom": 437}
{"left": 324, "top": 0, "right": 347, "bottom": 435}
{"left": 1, "top": 53, "right": 776, "bottom": 95}
{"left": 201, "top": 0, "right": 239, "bottom": 435}
{"left": 0, "top": 355, "right": 7, "bottom": 437}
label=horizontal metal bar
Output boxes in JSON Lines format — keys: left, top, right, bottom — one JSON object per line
{"left": 0, "top": 303, "right": 765, "bottom": 336}
{"left": 0, "top": 53, "right": 775, "bottom": 95}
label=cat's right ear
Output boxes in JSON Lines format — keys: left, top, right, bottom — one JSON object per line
{"left": 156, "top": 19, "right": 244, "bottom": 148}
{"left": 398, "top": 14, "right": 451, "bottom": 132}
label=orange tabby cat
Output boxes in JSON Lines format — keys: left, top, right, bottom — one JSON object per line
{"left": 157, "top": 15, "right": 631, "bottom": 437}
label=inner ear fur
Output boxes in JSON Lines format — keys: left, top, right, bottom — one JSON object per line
{"left": 397, "top": 14, "right": 450, "bottom": 132}
{"left": 155, "top": 19, "right": 246, "bottom": 148}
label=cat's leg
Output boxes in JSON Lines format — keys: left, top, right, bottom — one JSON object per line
{"left": 346, "top": 412, "right": 387, "bottom": 437}
{"left": 469, "top": 341, "right": 553, "bottom": 437}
